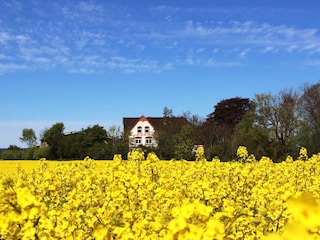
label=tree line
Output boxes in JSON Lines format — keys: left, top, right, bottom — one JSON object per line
{"left": 1, "top": 124, "right": 126, "bottom": 160}
{"left": 1, "top": 81, "right": 320, "bottom": 161}
{"left": 159, "top": 81, "right": 320, "bottom": 161}
{"left": 200, "top": 81, "right": 320, "bottom": 161}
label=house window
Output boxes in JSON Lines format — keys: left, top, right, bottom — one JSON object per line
{"left": 137, "top": 126, "right": 142, "bottom": 134}
{"left": 135, "top": 138, "right": 141, "bottom": 144}
{"left": 146, "top": 138, "right": 152, "bottom": 144}
{"left": 145, "top": 126, "right": 149, "bottom": 133}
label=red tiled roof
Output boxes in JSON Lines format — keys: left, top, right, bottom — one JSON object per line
{"left": 140, "top": 115, "right": 147, "bottom": 122}
{"left": 123, "top": 116, "right": 162, "bottom": 132}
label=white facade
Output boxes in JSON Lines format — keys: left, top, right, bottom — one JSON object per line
{"left": 129, "top": 116, "right": 157, "bottom": 149}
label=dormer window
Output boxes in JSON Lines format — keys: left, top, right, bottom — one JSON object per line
{"left": 137, "top": 126, "right": 142, "bottom": 134}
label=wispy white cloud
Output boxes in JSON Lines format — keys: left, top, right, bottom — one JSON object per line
{"left": 0, "top": 63, "right": 27, "bottom": 75}
{"left": 205, "top": 58, "right": 241, "bottom": 67}
{"left": 78, "top": 1, "right": 103, "bottom": 12}
{"left": 0, "top": 54, "right": 13, "bottom": 60}
{"left": 0, "top": 32, "right": 9, "bottom": 44}
{"left": 182, "top": 48, "right": 242, "bottom": 68}
{"left": 1, "top": 1, "right": 319, "bottom": 74}
{"left": 66, "top": 55, "right": 169, "bottom": 74}
{"left": 105, "top": 56, "right": 164, "bottom": 74}
{"left": 69, "top": 68, "right": 96, "bottom": 74}
{"left": 262, "top": 46, "right": 277, "bottom": 53}
{"left": 177, "top": 20, "right": 320, "bottom": 53}
{"left": 2, "top": 0, "right": 22, "bottom": 12}
{"left": 61, "top": 1, "right": 105, "bottom": 24}
{"left": 239, "top": 48, "right": 251, "bottom": 58}
{"left": 0, "top": 31, "right": 30, "bottom": 45}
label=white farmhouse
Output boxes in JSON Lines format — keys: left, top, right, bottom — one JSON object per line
{"left": 123, "top": 115, "right": 159, "bottom": 150}
{"left": 123, "top": 115, "right": 191, "bottom": 151}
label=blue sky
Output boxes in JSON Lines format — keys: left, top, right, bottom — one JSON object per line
{"left": 1, "top": 0, "right": 320, "bottom": 148}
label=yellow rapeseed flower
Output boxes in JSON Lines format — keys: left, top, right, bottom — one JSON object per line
{"left": 205, "top": 218, "right": 225, "bottom": 239}
{"left": 167, "top": 216, "right": 187, "bottom": 233}
{"left": 236, "top": 145, "right": 249, "bottom": 162}
{"left": 93, "top": 224, "right": 108, "bottom": 240}
{"left": 287, "top": 192, "right": 320, "bottom": 229}
{"left": 299, "top": 147, "right": 308, "bottom": 160}
{"left": 2, "top": 149, "right": 320, "bottom": 239}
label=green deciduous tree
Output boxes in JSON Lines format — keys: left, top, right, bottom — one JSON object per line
{"left": 163, "top": 106, "right": 173, "bottom": 118}
{"left": 2, "top": 145, "right": 24, "bottom": 160}
{"left": 204, "top": 97, "right": 251, "bottom": 160}
{"left": 235, "top": 102, "right": 271, "bottom": 159}
{"left": 238, "top": 89, "right": 300, "bottom": 161}
{"left": 276, "top": 89, "right": 300, "bottom": 154}
{"left": 207, "top": 97, "right": 251, "bottom": 127}
{"left": 83, "top": 125, "right": 108, "bottom": 147}
{"left": 20, "top": 128, "right": 37, "bottom": 148}
{"left": 297, "top": 82, "right": 320, "bottom": 154}
{"left": 174, "top": 125, "right": 195, "bottom": 160}
{"left": 156, "top": 108, "right": 194, "bottom": 159}
{"left": 42, "top": 122, "right": 65, "bottom": 159}
{"left": 82, "top": 124, "right": 110, "bottom": 159}
{"left": 107, "top": 125, "right": 127, "bottom": 158}
{"left": 39, "top": 122, "right": 129, "bottom": 160}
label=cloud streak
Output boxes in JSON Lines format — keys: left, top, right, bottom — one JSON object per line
{"left": 178, "top": 20, "right": 320, "bottom": 52}
{"left": 0, "top": 1, "right": 319, "bottom": 75}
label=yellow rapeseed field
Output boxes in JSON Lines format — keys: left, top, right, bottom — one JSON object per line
{"left": 1, "top": 147, "right": 320, "bottom": 239}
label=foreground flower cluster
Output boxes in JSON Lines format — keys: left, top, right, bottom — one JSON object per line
{"left": 1, "top": 148, "right": 320, "bottom": 239}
